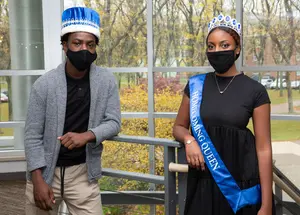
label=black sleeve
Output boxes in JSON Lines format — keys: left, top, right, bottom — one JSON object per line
{"left": 184, "top": 81, "right": 190, "bottom": 98}
{"left": 253, "top": 84, "right": 271, "bottom": 108}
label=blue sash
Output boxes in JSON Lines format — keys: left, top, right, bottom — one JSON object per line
{"left": 189, "top": 74, "right": 261, "bottom": 213}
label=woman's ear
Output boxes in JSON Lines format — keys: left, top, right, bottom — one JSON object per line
{"left": 235, "top": 46, "right": 241, "bottom": 55}
{"left": 235, "top": 45, "right": 241, "bottom": 60}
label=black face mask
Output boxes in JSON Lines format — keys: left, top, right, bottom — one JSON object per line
{"left": 67, "top": 49, "right": 97, "bottom": 72}
{"left": 206, "top": 50, "right": 236, "bottom": 74}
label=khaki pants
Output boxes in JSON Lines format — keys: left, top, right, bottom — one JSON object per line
{"left": 25, "top": 164, "right": 103, "bottom": 215}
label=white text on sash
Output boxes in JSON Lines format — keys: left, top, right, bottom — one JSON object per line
{"left": 190, "top": 90, "right": 220, "bottom": 171}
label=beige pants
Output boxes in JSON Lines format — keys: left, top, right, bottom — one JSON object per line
{"left": 25, "top": 164, "right": 103, "bottom": 215}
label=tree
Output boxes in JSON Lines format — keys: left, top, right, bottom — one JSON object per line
{"left": 154, "top": 0, "right": 236, "bottom": 67}
{"left": 246, "top": 0, "right": 300, "bottom": 113}
{"left": 83, "top": 0, "right": 147, "bottom": 88}
{"left": 0, "top": 0, "right": 10, "bottom": 70}
{"left": 0, "top": 0, "right": 13, "bottom": 121}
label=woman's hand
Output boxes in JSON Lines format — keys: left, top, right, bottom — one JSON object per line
{"left": 185, "top": 141, "right": 205, "bottom": 170}
{"left": 257, "top": 205, "right": 272, "bottom": 215}
{"left": 172, "top": 94, "right": 205, "bottom": 170}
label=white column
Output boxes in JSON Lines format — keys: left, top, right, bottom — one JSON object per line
{"left": 8, "top": 0, "right": 44, "bottom": 149}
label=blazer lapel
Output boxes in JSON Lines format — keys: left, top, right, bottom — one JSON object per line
{"left": 88, "top": 64, "right": 100, "bottom": 128}
{"left": 55, "top": 63, "right": 67, "bottom": 136}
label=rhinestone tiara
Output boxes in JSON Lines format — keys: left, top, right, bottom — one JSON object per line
{"left": 208, "top": 14, "right": 242, "bottom": 37}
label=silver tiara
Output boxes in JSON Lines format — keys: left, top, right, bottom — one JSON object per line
{"left": 208, "top": 14, "right": 242, "bottom": 36}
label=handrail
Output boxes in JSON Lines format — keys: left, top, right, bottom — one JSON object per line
{"left": 0, "top": 135, "right": 180, "bottom": 215}
{"left": 0, "top": 156, "right": 25, "bottom": 162}
{"left": 0, "top": 150, "right": 26, "bottom": 162}
{"left": 107, "top": 135, "right": 179, "bottom": 215}
{"left": 273, "top": 195, "right": 300, "bottom": 215}
{"left": 110, "top": 134, "right": 182, "bottom": 148}
{"left": 0, "top": 135, "right": 182, "bottom": 162}
{"left": 273, "top": 165, "right": 300, "bottom": 198}
{"left": 169, "top": 162, "right": 300, "bottom": 206}
{"left": 273, "top": 173, "right": 300, "bottom": 205}
{"left": 102, "top": 168, "right": 165, "bottom": 184}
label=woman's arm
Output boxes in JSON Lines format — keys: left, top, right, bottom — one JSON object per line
{"left": 173, "top": 94, "right": 192, "bottom": 142}
{"left": 173, "top": 94, "right": 205, "bottom": 170}
{"left": 252, "top": 103, "right": 273, "bottom": 213}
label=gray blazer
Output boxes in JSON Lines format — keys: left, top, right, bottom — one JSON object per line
{"left": 24, "top": 62, "right": 121, "bottom": 185}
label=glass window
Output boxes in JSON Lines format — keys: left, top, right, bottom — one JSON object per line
{"left": 0, "top": 0, "right": 44, "bottom": 70}
{"left": 243, "top": 0, "right": 300, "bottom": 66}
{"left": 101, "top": 118, "right": 150, "bottom": 182}
{"left": 153, "top": 71, "right": 201, "bottom": 111}
{"left": 115, "top": 72, "right": 148, "bottom": 112}
{"left": 244, "top": 71, "right": 300, "bottom": 114}
{"left": 0, "top": 1, "right": 10, "bottom": 70}
{"left": 0, "top": 75, "right": 40, "bottom": 150}
{"left": 0, "top": 76, "right": 40, "bottom": 122}
{"left": 0, "top": 128, "right": 14, "bottom": 149}
{"left": 153, "top": 0, "right": 236, "bottom": 67}
{"left": 87, "top": 0, "right": 147, "bottom": 67}
{"left": 101, "top": 117, "right": 166, "bottom": 214}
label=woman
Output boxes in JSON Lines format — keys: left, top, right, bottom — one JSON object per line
{"left": 173, "top": 14, "right": 275, "bottom": 215}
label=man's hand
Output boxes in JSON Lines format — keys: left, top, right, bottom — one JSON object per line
{"left": 58, "top": 131, "right": 95, "bottom": 150}
{"left": 32, "top": 169, "right": 55, "bottom": 211}
{"left": 33, "top": 180, "right": 55, "bottom": 210}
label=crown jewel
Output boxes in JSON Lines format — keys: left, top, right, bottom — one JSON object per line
{"left": 208, "top": 14, "right": 242, "bottom": 36}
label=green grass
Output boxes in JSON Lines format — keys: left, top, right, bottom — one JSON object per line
{"left": 267, "top": 89, "right": 300, "bottom": 105}
{"left": 248, "top": 120, "right": 300, "bottom": 142}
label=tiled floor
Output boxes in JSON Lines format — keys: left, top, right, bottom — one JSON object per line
{"left": 0, "top": 180, "right": 26, "bottom": 215}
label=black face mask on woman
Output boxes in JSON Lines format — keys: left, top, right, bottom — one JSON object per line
{"left": 67, "top": 49, "right": 97, "bottom": 72}
{"left": 206, "top": 50, "right": 236, "bottom": 74}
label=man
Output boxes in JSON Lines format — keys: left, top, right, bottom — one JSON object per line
{"left": 24, "top": 6, "right": 121, "bottom": 215}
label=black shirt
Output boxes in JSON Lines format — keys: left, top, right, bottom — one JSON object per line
{"left": 56, "top": 71, "right": 91, "bottom": 167}
{"left": 183, "top": 73, "right": 273, "bottom": 215}
{"left": 184, "top": 72, "right": 270, "bottom": 129}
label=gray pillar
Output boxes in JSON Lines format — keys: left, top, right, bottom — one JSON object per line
{"left": 8, "top": 0, "right": 44, "bottom": 149}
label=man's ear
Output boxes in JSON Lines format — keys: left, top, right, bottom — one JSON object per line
{"left": 62, "top": 41, "right": 68, "bottom": 53}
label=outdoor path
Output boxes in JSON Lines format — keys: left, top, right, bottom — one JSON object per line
{"left": 271, "top": 100, "right": 300, "bottom": 114}
{"left": 272, "top": 140, "right": 300, "bottom": 203}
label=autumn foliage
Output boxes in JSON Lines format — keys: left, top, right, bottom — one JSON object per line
{"left": 100, "top": 77, "right": 184, "bottom": 214}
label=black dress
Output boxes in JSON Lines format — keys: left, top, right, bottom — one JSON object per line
{"left": 184, "top": 72, "right": 275, "bottom": 215}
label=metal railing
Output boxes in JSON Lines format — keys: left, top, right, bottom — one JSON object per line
{"left": 174, "top": 147, "right": 300, "bottom": 215}
{"left": 273, "top": 166, "right": 300, "bottom": 215}
{"left": 59, "top": 135, "right": 300, "bottom": 215}
{"left": 57, "top": 135, "right": 181, "bottom": 215}
{"left": 0, "top": 134, "right": 299, "bottom": 215}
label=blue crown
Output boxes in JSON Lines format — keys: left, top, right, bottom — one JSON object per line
{"left": 208, "top": 14, "right": 242, "bottom": 36}
{"left": 61, "top": 7, "right": 100, "bottom": 39}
